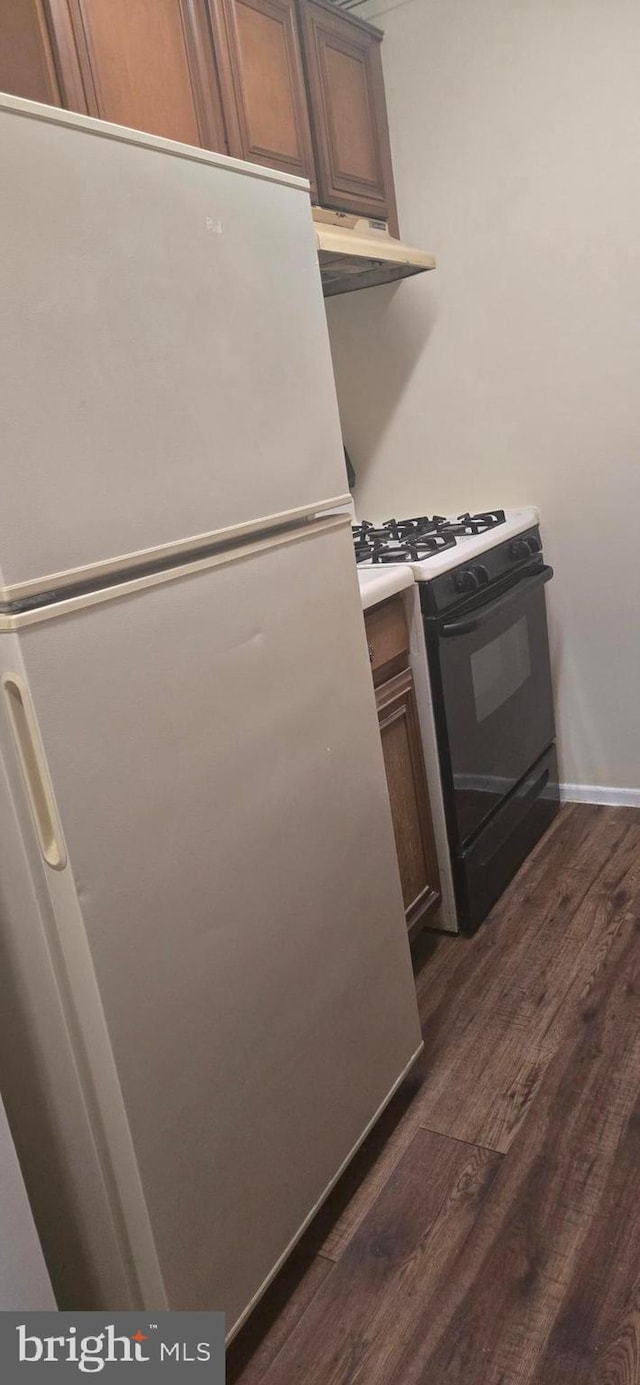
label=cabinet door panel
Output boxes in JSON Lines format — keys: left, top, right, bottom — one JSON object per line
{"left": 299, "top": 0, "right": 397, "bottom": 225}
{"left": 220, "top": 0, "right": 316, "bottom": 190}
{"left": 0, "top": 0, "right": 61, "bottom": 104}
{"left": 323, "top": 42, "right": 376, "bottom": 185}
{"left": 71, "top": 0, "right": 228, "bottom": 150}
{"left": 376, "top": 668, "right": 441, "bottom": 937}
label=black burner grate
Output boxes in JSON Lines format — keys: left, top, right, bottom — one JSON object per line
{"left": 352, "top": 510, "right": 506, "bottom": 563}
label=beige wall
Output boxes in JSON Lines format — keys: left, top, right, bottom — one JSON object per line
{"left": 326, "top": 0, "right": 640, "bottom": 793}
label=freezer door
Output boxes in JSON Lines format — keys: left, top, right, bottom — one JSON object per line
{"left": 0, "top": 97, "right": 347, "bottom": 598}
{"left": 0, "top": 520, "right": 421, "bottom": 1330}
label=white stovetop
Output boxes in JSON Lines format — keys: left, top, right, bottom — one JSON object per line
{"left": 356, "top": 507, "right": 539, "bottom": 585}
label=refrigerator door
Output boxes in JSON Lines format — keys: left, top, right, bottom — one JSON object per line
{"left": 0, "top": 518, "right": 421, "bottom": 1332}
{"left": 0, "top": 96, "right": 348, "bottom": 601}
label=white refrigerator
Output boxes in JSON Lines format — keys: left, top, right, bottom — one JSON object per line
{"left": 0, "top": 94, "right": 422, "bottom": 1337}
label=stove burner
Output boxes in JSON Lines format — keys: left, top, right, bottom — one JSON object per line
{"left": 381, "top": 517, "right": 443, "bottom": 541}
{"left": 442, "top": 509, "right": 506, "bottom": 537}
{"left": 352, "top": 510, "right": 506, "bottom": 563}
{"left": 372, "top": 534, "right": 458, "bottom": 564}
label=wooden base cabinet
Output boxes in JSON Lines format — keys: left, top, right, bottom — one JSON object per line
{"left": 365, "top": 597, "right": 440, "bottom": 939}
{"left": 376, "top": 668, "right": 441, "bottom": 939}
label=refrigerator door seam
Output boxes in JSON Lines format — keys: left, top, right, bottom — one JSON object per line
{"left": 0, "top": 515, "right": 352, "bottom": 630}
{"left": 0, "top": 499, "right": 352, "bottom": 608}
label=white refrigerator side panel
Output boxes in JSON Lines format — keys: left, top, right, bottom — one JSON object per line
{"left": 0, "top": 704, "right": 144, "bottom": 1309}
{"left": 0, "top": 98, "right": 346, "bottom": 596}
{"left": 1, "top": 523, "right": 421, "bottom": 1330}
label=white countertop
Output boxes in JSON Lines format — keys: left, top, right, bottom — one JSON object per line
{"left": 357, "top": 565, "right": 415, "bottom": 611}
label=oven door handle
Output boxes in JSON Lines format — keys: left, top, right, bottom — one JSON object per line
{"left": 440, "top": 564, "right": 554, "bottom": 637}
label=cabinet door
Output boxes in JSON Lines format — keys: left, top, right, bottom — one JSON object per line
{"left": 299, "top": 0, "right": 397, "bottom": 226}
{"left": 217, "top": 0, "right": 317, "bottom": 192}
{"left": 0, "top": 0, "right": 62, "bottom": 106}
{"left": 376, "top": 667, "right": 441, "bottom": 938}
{"left": 64, "top": 0, "right": 229, "bottom": 151}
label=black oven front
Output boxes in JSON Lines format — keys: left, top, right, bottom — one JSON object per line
{"left": 422, "top": 533, "right": 560, "bottom": 933}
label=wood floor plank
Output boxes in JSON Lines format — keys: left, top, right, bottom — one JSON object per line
{"left": 530, "top": 1001, "right": 640, "bottom": 1382}
{"left": 312, "top": 807, "right": 605, "bottom": 1259}
{"left": 410, "top": 802, "right": 585, "bottom": 1023}
{"left": 412, "top": 802, "right": 592, "bottom": 1020}
{"left": 411, "top": 805, "right": 640, "bottom": 1151}
{"left": 257, "top": 1128, "right": 502, "bottom": 1385}
{"left": 409, "top": 803, "right": 599, "bottom": 1068}
{"left": 306, "top": 1053, "right": 427, "bottom": 1262}
{"left": 252, "top": 886, "right": 640, "bottom": 1385}
{"left": 395, "top": 902, "right": 640, "bottom": 1384}
{"left": 228, "top": 807, "right": 640, "bottom": 1385}
{"left": 226, "top": 1249, "right": 334, "bottom": 1385}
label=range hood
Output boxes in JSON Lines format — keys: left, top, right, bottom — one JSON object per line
{"left": 314, "top": 208, "right": 435, "bottom": 297}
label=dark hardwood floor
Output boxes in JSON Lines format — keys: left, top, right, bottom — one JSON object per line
{"left": 228, "top": 804, "right": 640, "bottom": 1384}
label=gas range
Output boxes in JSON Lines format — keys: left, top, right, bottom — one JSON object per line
{"left": 353, "top": 507, "right": 539, "bottom": 582}
{"left": 353, "top": 502, "right": 558, "bottom": 936}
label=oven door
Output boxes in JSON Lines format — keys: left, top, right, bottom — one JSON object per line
{"left": 431, "top": 563, "right": 555, "bottom": 848}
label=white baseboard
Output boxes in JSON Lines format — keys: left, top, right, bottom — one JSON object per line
{"left": 455, "top": 774, "right": 640, "bottom": 809}
{"left": 561, "top": 783, "right": 640, "bottom": 808}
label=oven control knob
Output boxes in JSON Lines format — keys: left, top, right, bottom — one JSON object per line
{"left": 454, "top": 569, "right": 479, "bottom": 594}
{"left": 472, "top": 564, "right": 490, "bottom": 587}
{"left": 527, "top": 534, "right": 541, "bottom": 554}
{"left": 510, "top": 539, "right": 531, "bottom": 560}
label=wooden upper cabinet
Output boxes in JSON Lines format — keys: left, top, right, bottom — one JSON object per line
{"left": 0, "top": 0, "right": 62, "bottom": 105}
{"left": 0, "top": 0, "right": 400, "bottom": 223}
{"left": 0, "top": 0, "right": 230, "bottom": 152}
{"left": 298, "top": 0, "right": 397, "bottom": 228}
{"left": 66, "top": 0, "right": 229, "bottom": 150}
{"left": 216, "top": 0, "right": 316, "bottom": 192}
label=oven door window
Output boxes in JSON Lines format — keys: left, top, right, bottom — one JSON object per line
{"left": 436, "top": 582, "right": 555, "bottom": 848}
{"left": 471, "top": 616, "right": 531, "bottom": 723}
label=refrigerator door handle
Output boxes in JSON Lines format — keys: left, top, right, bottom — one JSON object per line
{"left": 3, "top": 674, "right": 67, "bottom": 870}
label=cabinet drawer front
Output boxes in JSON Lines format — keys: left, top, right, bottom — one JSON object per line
{"left": 364, "top": 595, "right": 409, "bottom": 684}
